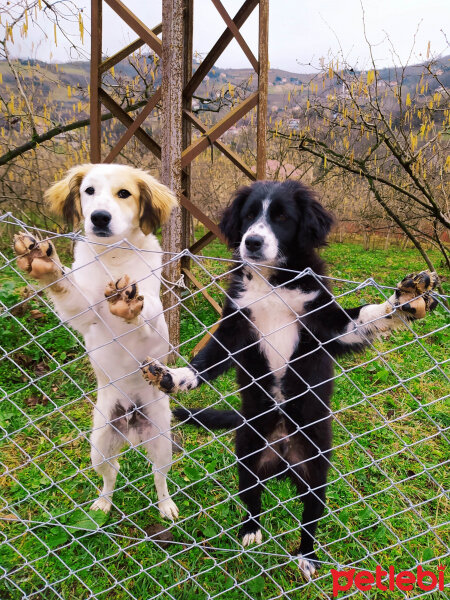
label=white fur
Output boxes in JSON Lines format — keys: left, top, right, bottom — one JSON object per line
{"left": 36, "top": 165, "right": 178, "bottom": 518}
{"left": 240, "top": 200, "right": 279, "bottom": 264}
{"left": 81, "top": 164, "right": 146, "bottom": 243}
{"left": 242, "top": 529, "right": 263, "bottom": 547}
{"left": 297, "top": 554, "right": 317, "bottom": 579}
{"left": 167, "top": 366, "right": 199, "bottom": 391}
{"left": 234, "top": 269, "right": 318, "bottom": 384}
{"left": 338, "top": 295, "right": 401, "bottom": 346}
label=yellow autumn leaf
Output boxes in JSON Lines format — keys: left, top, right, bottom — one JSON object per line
{"left": 406, "top": 93, "right": 411, "bottom": 106}
{"left": 78, "top": 11, "right": 84, "bottom": 44}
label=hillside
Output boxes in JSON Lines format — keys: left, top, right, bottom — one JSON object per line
{"left": 1, "top": 55, "right": 448, "bottom": 120}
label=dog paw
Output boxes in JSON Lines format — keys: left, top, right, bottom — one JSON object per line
{"left": 391, "top": 270, "right": 439, "bottom": 319}
{"left": 90, "top": 496, "right": 112, "bottom": 513}
{"left": 105, "top": 275, "right": 144, "bottom": 322}
{"left": 141, "top": 358, "right": 175, "bottom": 392}
{"left": 297, "top": 554, "right": 318, "bottom": 580}
{"left": 158, "top": 498, "right": 179, "bottom": 521}
{"left": 13, "top": 232, "right": 62, "bottom": 281}
{"left": 242, "top": 529, "right": 263, "bottom": 547}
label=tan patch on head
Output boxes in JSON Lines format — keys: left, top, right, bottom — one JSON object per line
{"left": 45, "top": 164, "right": 93, "bottom": 227}
{"left": 137, "top": 171, "right": 178, "bottom": 234}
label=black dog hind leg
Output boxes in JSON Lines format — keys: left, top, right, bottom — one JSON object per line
{"left": 289, "top": 457, "right": 329, "bottom": 580}
{"left": 235, "top": 425, "right": 270, "bottom": 547}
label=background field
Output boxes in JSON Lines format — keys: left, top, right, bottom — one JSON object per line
{"left": 0, "top": 230, "right": 448, "bottom": 600}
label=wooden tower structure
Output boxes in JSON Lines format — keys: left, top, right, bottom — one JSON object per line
{"left": 90, "top": 0, "right": 269, "bottom": 351}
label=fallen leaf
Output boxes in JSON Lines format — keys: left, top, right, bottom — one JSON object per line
{"left": 24, "top": 396, "right": 48, "bottom": 408}
{"left": 30, "top": 309, "right": 46, "bottom": 320}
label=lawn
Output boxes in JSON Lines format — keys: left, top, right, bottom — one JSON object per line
{"left": 0, "top": 228, "right": 448, "bottom": 600}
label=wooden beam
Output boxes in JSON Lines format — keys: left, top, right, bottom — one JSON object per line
{"left": 256, "top": 0, "right": 269, "bottom": 179}
{"left": 184, "top": 110, "right": 256, "bottom": 180}
{"left": 192, "top": 323, "right": 220, "bottom": 356}
{"left": 210, "top": 0, "right": 259, "bottom": 72}
{"left": 99, "top": 89, "right": 161, "bottom": 159}
{"left": 90, "top": 0, "right": 102, "bottom": 162}
{"left": 181, "top": 0, "right": 194, "bottom": 274}
{"left": 104, "top": 0, "right": 163, "bottom": 56}
{"left": 161, "top": 0, "right": 184, "bottom": 356}
{"left": 179, "top": 193, "right": 224, "bottom": 242}
{"left": 103, "top": 88, "right": 161, "bottom": 163}
{"left": 184, "top": 0, "right": 258, "bottom": 98}
{"left": 189, "top": 230, "right": 217, "bottom": 254}
{"left": 99, "top": 23, "right": 162, "bottom": 74}
{"left": 181, "top": 91, "right": 258, "bottom": 168}
{"left": 182, "top": 268, "right": 222, "bottom": 315}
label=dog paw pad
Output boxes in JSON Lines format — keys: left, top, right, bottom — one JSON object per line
{"left": 13, "top": 232, "right": 61, "bottom": 280}
{"left": 394, "top": 270, "right": 440, "bottom": 319}
{"left": 141, "top": 358, "right": 174, "bottom": 392}
{"left": 105, "top": 274, "right": 143, "bottom": 321}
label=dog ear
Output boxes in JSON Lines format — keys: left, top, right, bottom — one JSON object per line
{"left": 219, "top": 185, "right": 253, "bottom": 248}
{"left": 294, "top": 183, "right": 334, "bottom": 248}
{"left": 45, "top": 164, "right": 93, "bottom": 228}
{"left": 306, "top": 198, "right": 334, "bottom": 247}
{"left": 137, "top": 171, "right": 178, "bottom": 235}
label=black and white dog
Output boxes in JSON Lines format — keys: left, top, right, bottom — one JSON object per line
{"left": 141, "top": 180, "right": 438, "bottom": 578}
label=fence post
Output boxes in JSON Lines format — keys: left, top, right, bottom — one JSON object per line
{"left": 161, "top": 0, "right": 191, "bottom": 358}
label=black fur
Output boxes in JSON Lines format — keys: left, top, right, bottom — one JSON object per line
{"left": 173, "top": 180, "right": 391, "bottom": 566}
{"left": 173, "top": 407, "right": 243, "bottom": 429}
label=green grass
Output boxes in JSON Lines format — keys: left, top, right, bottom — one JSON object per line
{"left": 0, "top": 237, "right": 448, "bottom": 600}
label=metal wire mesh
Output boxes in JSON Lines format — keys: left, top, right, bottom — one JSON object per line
{"left": 0, "top": 212, "right": 448, "bottom": 600}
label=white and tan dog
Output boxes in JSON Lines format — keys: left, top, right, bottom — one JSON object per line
{"left": 13, "top": 163, "right": 179, "bottom": 520}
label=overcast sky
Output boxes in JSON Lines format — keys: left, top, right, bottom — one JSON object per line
{"left": 7, "top": 0, "right": 450, "bottom": 72}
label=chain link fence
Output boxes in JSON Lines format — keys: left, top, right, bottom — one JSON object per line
{"left": 0, "top": 213, "right": 448, "bottom": 599}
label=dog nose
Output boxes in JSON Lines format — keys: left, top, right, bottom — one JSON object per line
{"left": 91, "top": 210, "right": 111, "bottom": 228}
{"left": 245, "top": 235, "right": 263, "bottom": 252}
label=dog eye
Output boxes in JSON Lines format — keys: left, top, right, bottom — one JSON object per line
{"left": 275, "top": 213, "right": 286, "bottom": 222}
{"left": 85, "top": 187, "right": 95, "bottom": 195}
{"left": 117, "top": 189, "right": 131, "bottom": 199}
{"left": 245, "top": 213, "right": 255, "bottom": 221}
